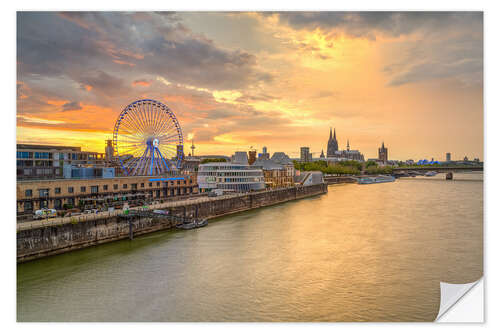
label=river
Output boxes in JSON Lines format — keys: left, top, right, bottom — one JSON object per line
{"left": 17, "top": 172, "right": 483, "bottom": 322}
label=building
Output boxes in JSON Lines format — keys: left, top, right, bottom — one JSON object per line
{"left": 331, "top": 140, "right": 365, "bottom": 162}
{"left": 294, "top": 171, "right": 324, "bottom": 186}
{"left": 232, "top": 151, "right": 249, "bottom": 165}
{"left": 446, "top": 152, "right": 451, "bottom": 162}
{"left": 63, "top": 165, "right": 115, "bottom": 179}
{"left": 378, "top": 142, "right": 388, "bottom": 164}
{"left": 300, "top": 147, "right": 312, "bottom": 162}
{"left": 17, "top": 144, "right": 105, "bottom": 180}
{"left": 253, "top": 159, "right": 294, "bottom": 188}
{"left": 324, "top": 129, "right": 364, "bottom": 162}
{"left": 248, "top": 149, "right": 257, "bottom": 165}
{"left": 270, "top": 152, "right": 296, "bottom": 179}
{"left": 16, "top": 174, "right": 199, "bottom": 216}
{"left": 327, "top": 128, "right": 339, "bottom": 157}
{"left": 105, "top": 139, "right": 114, "bottom": 163}
{"left": 257, "top": 147, "right": 270, "bottom": 161}
{"left": 197, "top": 162, "right": 265, "bottom": 192}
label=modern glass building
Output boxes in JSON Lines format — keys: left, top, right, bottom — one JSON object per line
{"left": 197, "top": 163, "right": 265, "bottom": 192}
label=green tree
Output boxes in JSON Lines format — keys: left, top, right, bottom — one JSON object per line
{"left": 200, "top": 158, "right": 227, "bottom": 164}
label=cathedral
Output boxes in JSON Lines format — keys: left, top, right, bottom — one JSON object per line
{"left": 327, "top": 128, "right": 338, "bottom": 157}
{"left": 324, "top": 128, "right": 365, "bottom": 162}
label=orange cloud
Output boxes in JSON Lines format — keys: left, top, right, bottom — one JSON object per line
{"left": 113, "top": 59, "right": 135, "bottom": 66}
{"left": 132, "top": 79, "right": 152, "bottom": 87}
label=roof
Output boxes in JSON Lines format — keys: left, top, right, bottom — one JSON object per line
{"left": 270, "top": 152, "right": 293, "bottom": 165}
{"left": 253, "top": 159, "right": 284, "bottom": 170}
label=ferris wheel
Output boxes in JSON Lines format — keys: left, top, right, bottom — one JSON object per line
{"left": 112, "top": 99, "right": 184, "bottom": 176}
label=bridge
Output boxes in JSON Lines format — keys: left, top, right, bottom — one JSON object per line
{"left": 392, "top": 166, "right": 483, "bottom": 173}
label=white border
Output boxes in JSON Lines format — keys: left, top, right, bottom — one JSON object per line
{"left": 3, "top": 0, "right": 498, "bottom": 331}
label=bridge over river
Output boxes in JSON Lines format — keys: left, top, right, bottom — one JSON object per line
{"left": 393, "top": 166, "right": 483, "bottom": 173}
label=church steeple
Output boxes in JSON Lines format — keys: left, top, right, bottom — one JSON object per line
{"left": 333, "top": 128, "right": 336, "bottom": 140}
{"left": 329, "top": 127, "right": 332, "bottom": 140}
{"left": 347, "top": 139, "right": 350, "bottom": 151}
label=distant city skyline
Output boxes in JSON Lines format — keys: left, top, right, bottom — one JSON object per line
{"left": 17, "top": 12, "right": 483, "bottom": 161}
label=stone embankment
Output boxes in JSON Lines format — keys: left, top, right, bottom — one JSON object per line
{"left": 17, "top": 183, "right": 327, "bottom": 262}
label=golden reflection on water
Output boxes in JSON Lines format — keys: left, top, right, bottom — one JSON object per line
{"left": 17, "top": 173, "right": 483, "bottom": 322}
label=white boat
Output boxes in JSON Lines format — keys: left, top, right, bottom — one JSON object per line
{"left": 425, "top": 171, "right": 438, "bottom": 177}
{"left": 357, "top": 175, "right": 395, "bottom": 184}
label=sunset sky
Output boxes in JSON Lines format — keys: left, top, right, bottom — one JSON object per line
{"left": 17, "top": 12, "right": 483, "bottom": 160}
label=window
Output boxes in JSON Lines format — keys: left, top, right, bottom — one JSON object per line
{"left": 131, "top": 184, "right": 137, "bottom": 190}
{"left": 34, "top": 152, "right": 50, "bottom": 159}
{"left": 80, "top": 186, "right": 86, "bottom": 193}
{"left": 149, "top": 182, "right": 152, "bottom": 187}
{"left": 103, "top": 185, "right": 108, "bottom": 191}
{"left": 68, "top": 187, "right": 74, "bottom": 193}
{"left": 140, "top": 183, "right": 144, "bottom": 188}
{"left": 17, "top": 151, "right": 30, "bottom": 159}
{"left": 113, "top": 184, "right": 118, "bottom": 190}
{"left": 91, "top": 186, "right": 98, "bottom": 193}
{"left": 156, "top": 182, "right": 160, "bottom": 187}
{"left": 55, "top": 187, "right": 61, "bottom": 194}
{"left": 38, "top": 189, "right": 49, "bottom": 197}
{"left": 123, "top": 184, "right": 128, "bottom": 189}
{"left": 25, "top": 189, "right": 32, "bottom": 197}
{"left": 24, "top": 201, "right": 33, "bottom": 211}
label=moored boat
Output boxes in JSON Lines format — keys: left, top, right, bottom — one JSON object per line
{"left": 176, "top": 219, "right": 208, "bottom": 230}
{"left": 357, "top": 175, "right": 395, "bottom": 184}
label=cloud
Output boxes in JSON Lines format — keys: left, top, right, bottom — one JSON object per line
{"left": 270, "top": 12, "right": 482, "bottom": 39}
{"left": 132, "top": 79, "right": 152, "bottom": 87}
{"left": 62, "top": 101, "right": 82, "bottom": 111}
{"left": 17, "top": 12, "right": 272, "bottom": 91}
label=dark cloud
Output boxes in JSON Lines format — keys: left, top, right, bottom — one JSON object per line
{"left": 17, "top": 12, "right": 272, "bottom": 92}
{"left": 271, "top": 12, "right": 482, "bottom": 39}
{"left": 78, "top": 70, "right": 129, "bottom": 97}
{"left": 62, "top": 101, "right": 82, "bottom": 111}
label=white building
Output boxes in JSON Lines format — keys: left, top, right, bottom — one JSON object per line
{"left": 197, "top": 162, "right": 265, "bottom": 192}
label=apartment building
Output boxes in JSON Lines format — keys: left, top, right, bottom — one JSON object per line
{"left": 16, "top": 174, "right": 198, "bottom": 215}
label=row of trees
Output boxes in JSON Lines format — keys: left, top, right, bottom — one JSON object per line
{"left": 293, "top": 160, "right": 395, "bottom": 175}
{"left": 200, "top": 158, "right": 227, "bottom": 164}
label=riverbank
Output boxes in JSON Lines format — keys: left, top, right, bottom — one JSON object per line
{"left": 17, "top": 183, "right": 327, "bottom": 263}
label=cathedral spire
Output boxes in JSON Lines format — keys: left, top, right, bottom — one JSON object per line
{"left": 329, "top": 127, "right": 332, "bottom": 140}
{"left": 347, "top": 139, "right": 350, "bottom": 151}
{"left": 334, "top": 128, "right": 336, "bottom": 140}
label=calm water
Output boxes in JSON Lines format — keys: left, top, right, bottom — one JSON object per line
{"left": 17, "top": 173, "right": 483, "bottom": 322}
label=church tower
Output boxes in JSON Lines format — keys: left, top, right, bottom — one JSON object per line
{"left": 327, "top": 127, "right": 338, "bottom": 157}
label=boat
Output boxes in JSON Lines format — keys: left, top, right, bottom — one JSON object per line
{"left": 176, "top": 219, "right": 208, "bottom": 230}
{"left": 425, "top": 171, "right": 438, "bottom": 177}
{"left": 357, "top": 175, "right": 395, "bottom": 184}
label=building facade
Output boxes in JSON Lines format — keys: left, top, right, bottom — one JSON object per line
{"left": 17, "top": 144, "right": 105, "bottom": 180}
{"left": 300, "top": 147, "right": 312, "bottom": 162}
{"left": 197, "top": 163, "right": 265, "bottom": 192}
{"left": 324, "top": 129, "right": 364, "bottom": 161}
{"left": 378, "top": 142, "right": 388, "bottom": 164}
{"left": 253, "top": 159, "right": 294, "bottom": 188}
{"left": 17, "top": 174, "right": 198, "bottom": 216}
{"left": 446, "top": 152, "right": 451, "bottom": 162}
{"left": 327, "top": 128, "right": 339, "bottom": 157}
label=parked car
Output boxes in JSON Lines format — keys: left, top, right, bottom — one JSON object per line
{"left": 33, "top": 209, "right": 57, "bottom": 220}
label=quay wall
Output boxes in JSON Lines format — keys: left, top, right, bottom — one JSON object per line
{"left": 17, "top": 183, "right": 327, "bottom": 262}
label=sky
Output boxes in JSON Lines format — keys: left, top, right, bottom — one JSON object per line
{"left": 16, "top": 12, "right": 483, "bottom": 160}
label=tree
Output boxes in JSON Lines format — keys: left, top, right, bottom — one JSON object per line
{"left": 200, "top": 158, "right": 227, "bottom": 164}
